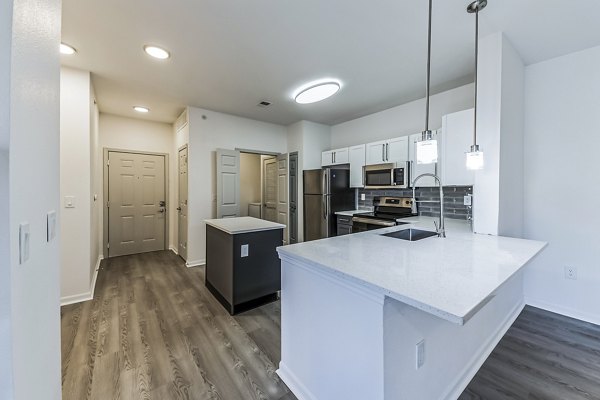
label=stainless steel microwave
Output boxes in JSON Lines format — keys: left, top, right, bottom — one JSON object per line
{"left": 363, "top": 162, "right": 410, "bottom": 189}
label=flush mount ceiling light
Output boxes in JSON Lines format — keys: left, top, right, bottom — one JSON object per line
{"left": 143, "top": 45, "right": 170, "bottom": 60}
{"left": 465, "top": 0, "right": 487, "bottom": 170}
{"left": 133, "top": 106, "right": 150, "bottom": 113}
{"left": 60, "top": 43, "right": 77, "bottom": 55}
{"left": 416, "top": 0, "right": 438, "bottom": 165}
{"left": 294, "top": 80, "right": 341, "bottom": 104}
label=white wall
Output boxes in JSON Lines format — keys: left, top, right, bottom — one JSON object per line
{"left": 60, "top": 67, "right": 93, "bottom": 302}
{"left": 330, "top": 83, "right": 474, "bottom": 149}
{"left": 523, "top": 45, "right": 600, "bottom": 324}
{"left": 187, "top": 106, "right": 287, "bottom": 265}
{"left": 240, "top": 152, "right": 262, "bottom": 217}
{"left": 472, "top": 33, "right": 525, "bottom": 237}
{"left": 99, "top": 113, "right": 176, "bottom": 250}
{"left": 5, "top": 0, "right": 62, "bottom": 398}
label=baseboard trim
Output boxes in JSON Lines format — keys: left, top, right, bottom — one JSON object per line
{"left": 169, "top": 246, "right": 178, "bottom": 255}
{"left": 525, "top": 297, "right": 600, "bottom": 326}
{"left": 186, "top": 259, "right": 205, "bottom": 268}
{"left": 60, "top": 255, "right": 103, "bottom": 306}
{"left": 277, "top": 362, "right": 317, "bottom": 400}
{"left": 442, "top": 299, "right": 525, "bottom": 400}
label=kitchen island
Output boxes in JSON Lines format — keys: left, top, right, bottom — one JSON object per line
{"left": 205, "top": 216, "right": 284, "bottom": 315}
{"left": 276, "top": 217, "right": 546, "bottom": 400}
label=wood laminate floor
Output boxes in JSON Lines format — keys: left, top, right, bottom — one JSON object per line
{"left": 61, "top": 250, "right": 297, "bottom": 400}
{"left": 62, "top": 251, "right": 600, "bottom": 400}
{"left": 460, "top": 306, "right": 600, "bottom": 400}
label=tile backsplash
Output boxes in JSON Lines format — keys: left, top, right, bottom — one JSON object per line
{"left": 357, "top": 186, "right": 473, "bottom": 220}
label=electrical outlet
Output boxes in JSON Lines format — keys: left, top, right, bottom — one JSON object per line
{"left": 416, "top": 340, "right": 425, "bottom": 369}
{"left": 564, "top": 266, "right": 577, "bottom": 280}
{"left": 47, "top": 211, "right": 56, "bottom": 242}
{"left": 19, "top": 223, "right": 30, "bottom": 264}
{"left": 361, "top": 193, "right": 366, "bottom": 201}
{"left": 241, "top": 244, "right": 249, "bottom": 258}
{"left": 463, "top": 195, "right": 472, "bottom": 206}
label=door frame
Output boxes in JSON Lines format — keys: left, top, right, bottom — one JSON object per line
{"left": 103, "top": 148, "right": 170, "bottom": 258}
{"left": 177, "top": 144, "right": 188, "bottom": 260}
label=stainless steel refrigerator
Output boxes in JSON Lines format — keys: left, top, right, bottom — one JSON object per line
{"left": 303, "top": 168, "right": 354, "bottom": 241}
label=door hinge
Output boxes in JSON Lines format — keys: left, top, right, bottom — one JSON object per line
{"left": 106, "top": 201, "right": 110, "bottom": 208}
{"left": 107, "top": 243, "right": 110, "bottom": 249}
{"left": 107, "top": 159, "right": 110, "bottom": 166}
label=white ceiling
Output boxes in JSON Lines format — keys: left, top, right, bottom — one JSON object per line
{"left": 61, "top": 0, "right": 600, "bottom": 126}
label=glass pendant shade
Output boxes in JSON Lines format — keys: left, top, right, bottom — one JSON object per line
{"left": 416, "top": 139, "right": 438, "bottom": 164}
{"left": 466, "top": 150, "right": 484, "bottom": 170}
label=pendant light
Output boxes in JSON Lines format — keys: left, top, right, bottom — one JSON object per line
{"left": 415, "top": 0, "right": 438, "bottom": 165}
{"left": 465, "top": 0, "right": 487, "bottom": 170}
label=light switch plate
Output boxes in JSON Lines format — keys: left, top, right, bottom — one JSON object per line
{"left": 241, "top": 244, "right": 249, "bottom": 257}
{"left": 65, "top": 196, "right": 75, "bottom": 208}
{"left": 47, "top": 211, "right": 56, "bottom": 242}
{"left": 19, "top": 223, "right": 30, "bottom": 264}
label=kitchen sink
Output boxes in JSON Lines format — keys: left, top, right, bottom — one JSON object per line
{"left": 381, "top": 228, "right": 438, "bottom": 241}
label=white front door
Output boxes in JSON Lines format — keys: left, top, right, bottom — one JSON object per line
{"left": 178, "top": 146, "right": 188, "bottom": 259}
{"left": 277, "top": 154, "right": 288, "bottom": 244}
{"left": 216, "top": 148, "right": 240, "bottom": 218}
{"left": 107, "top": 151, "right": 166, "bottom": 257}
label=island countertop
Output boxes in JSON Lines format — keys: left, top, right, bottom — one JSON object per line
{"left": 205, "top": 216, "right": 285, "bottom": 235}
{"left": 277, "top": 217, "right": 546, "bottom": 324}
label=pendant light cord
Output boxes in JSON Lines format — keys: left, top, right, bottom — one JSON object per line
{"left": 473, "top": 5, "right": 479, "bottom": 148}
{"left": 424, "top": 0, "right": 432, "bottom": 134}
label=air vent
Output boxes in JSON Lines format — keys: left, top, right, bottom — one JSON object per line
{"left": 257, "top": 101, "right": 272, "bottom": 108}
{"left": 174, "top": 108, "right": 188, "bottom": 132}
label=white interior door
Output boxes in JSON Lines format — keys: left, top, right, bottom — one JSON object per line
{"left": 178, "top": 146, "right": 188, "bottom": 260}
{"left": 108, "top": 151, "right": 166, "bottom": 257}
{"left": 216, "top": 148, "right": 240, "bottom": 218}
{"left": 263, "top": 156, "right": 278, "bottom": 222}
{"left": 277, "top": 154, "right": 288, "bottom": 244}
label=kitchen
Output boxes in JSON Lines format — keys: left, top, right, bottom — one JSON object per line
{"left": 4, "top": 0, "right": 600, "bottom": 400}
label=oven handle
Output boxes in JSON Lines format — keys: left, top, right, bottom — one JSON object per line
{"left": 351, "top": 217, "right": 396, "bottom": 227}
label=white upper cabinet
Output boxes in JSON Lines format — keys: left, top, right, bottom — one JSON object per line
{"left": 441, "top": 109, "right": 475, "bottom": 186}
{"left": 321, "top": 147, "right": 349, "bottom": 167}
{"left": 386, "top": 136, "right": 409, "bottom": 163}
{"left": 348, "top": 144, "right": 366, "bottom": 188}
{"left": 408, "top": 131, "right": 439, "bottom": 187}
{"left": 365, "top": 137, "right": 409, "bottom": 165}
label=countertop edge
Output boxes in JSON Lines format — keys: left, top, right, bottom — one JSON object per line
{"left": 206, "top": 220, "right": 285, "bottom": 235}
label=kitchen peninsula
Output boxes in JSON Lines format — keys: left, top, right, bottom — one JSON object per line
{"left": 276, "top": 217, "right": 546, "bottom": 400}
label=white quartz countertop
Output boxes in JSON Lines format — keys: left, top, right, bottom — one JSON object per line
{"left": 335, "top": 209, "right": 372, "bottom": 217}
{"left": 205, "top": 216, "right": 285, "bottom": 234}
{"left": 277, "top": 217, "right": 546, "bottom": 324}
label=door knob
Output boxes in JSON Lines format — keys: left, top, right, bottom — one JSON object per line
{"left": 158, "top": 208, "right": 165, "bottom": 213}
{"left": 177, "top": 207, "right": 182, "bottom": 211}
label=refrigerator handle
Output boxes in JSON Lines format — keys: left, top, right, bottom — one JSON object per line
{"left": 323, "top": 196, "right": 327, "bottom": 219}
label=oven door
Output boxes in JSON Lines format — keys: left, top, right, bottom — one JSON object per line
{"left": 351, "top": 217, "right": 396, "bottom": 233}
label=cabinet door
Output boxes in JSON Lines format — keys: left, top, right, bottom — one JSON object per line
{"left": 321, "top": 150, "right": 334, "bottom": 167}
{"left": 408, "top": 132, "right": 438, "bottom": 187}
{"left": 365, "top": 141, "right": 386, "bottom": 165}
{"left": 386, "top": 136, "right": 409, "bottom": 163}
{"left": 337, "top": 224, "right": 353, "bottom": 236}
{"left": 333, "top": 147, "right": 349, "bottom": 164}
{"left": 349, "top": 144, "right": 366, "bottom": 188}
{"left": 441, "top": 109, "right": 475, "bottom": 186}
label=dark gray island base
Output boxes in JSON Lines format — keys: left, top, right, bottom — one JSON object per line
{"left": 205, "top": 217, "right": 284, "bottom": 315}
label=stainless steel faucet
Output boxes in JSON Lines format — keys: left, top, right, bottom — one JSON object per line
{"left": 411, "top": 173, "right": 446, "bottom": 238}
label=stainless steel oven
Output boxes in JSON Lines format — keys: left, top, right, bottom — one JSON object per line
{"left": 351, "top": 196, "right": 414, "bottom": 233}
{"left": 363, "top": 162, "right": 410, "bottom": 189}
{"left": 351, "top": 216, "right": 397, "bottom": 233}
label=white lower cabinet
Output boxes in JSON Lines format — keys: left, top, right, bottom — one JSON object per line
{"left": 349, "top": 144, "right": 366, "bottom": 188}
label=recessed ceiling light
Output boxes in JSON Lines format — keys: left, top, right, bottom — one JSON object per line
{"left": 294, "top": 80, "right": 341, "bottom": 104}
{"left": 60, "top": 43, "right": 76, "bottom": 55}
{"left": 143, "top": 45, "right": 170, "bottom": 60}
{"left": 133, "top": 106, "right": 150, "bottom": 113}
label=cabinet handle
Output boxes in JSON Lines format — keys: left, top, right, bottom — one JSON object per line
{"left": 382, "top": 144, "right": 385, "bottom": 162}
{"left": 386, "top": 143, "right": 389, "bottom": 161}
